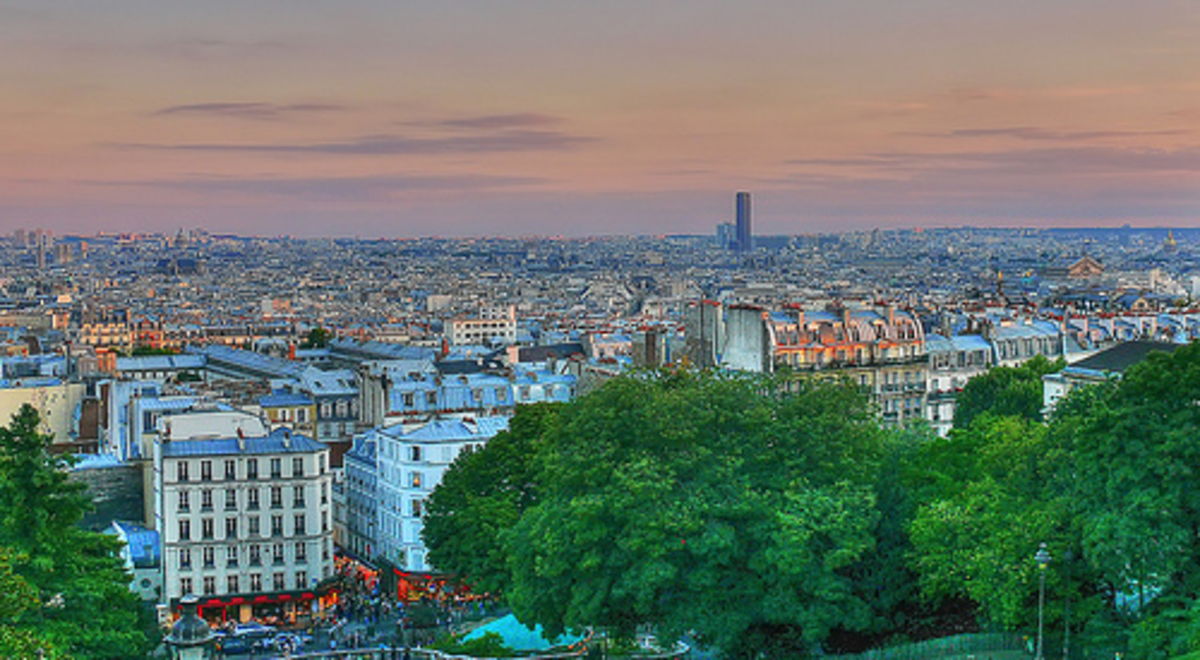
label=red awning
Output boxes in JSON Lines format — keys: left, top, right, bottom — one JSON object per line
{"left": 230, "top": 597, "right": 245, "bottom": 605}
{"left": 279, "top": 595, "right": 291, "bottom": 601}
{"left": 205, "top": 599, "right": 224, "bottom": 607}
{"left": 302, "top": 593, "right": 315, "bottom": 599}
{"left": 254, "top": 596, "right": 270, "bottom": 603}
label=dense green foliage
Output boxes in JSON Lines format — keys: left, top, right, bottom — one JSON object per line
{"left": 427, "top": 371, "right": 895, "bottom": 657}
{"left": 952, "top": 354, "right": 1063, "bottom": 428}
{"left": 302, "top": 326, "right": 332, "bottom": 348}
{"left": 430, "top": 631, "right": 516, "bottom": 657}
{"left": 0, "top": 405, "right": 156, "bottom": 659}
{"left": 426, "top": 345, "right": 1200, "bottom": 659}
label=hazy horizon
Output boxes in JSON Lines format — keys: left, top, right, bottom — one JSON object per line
{"left": 3, "top": 1, "right": 1199, "bottom": 236}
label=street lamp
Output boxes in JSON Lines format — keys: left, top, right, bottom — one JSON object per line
{"left": 165, "top": 594, "right": 214, "bottom": 660}
{"left": 1035, "top": 543, "right": 1051, "bottom": 660}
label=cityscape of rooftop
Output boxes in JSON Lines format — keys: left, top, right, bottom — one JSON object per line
{"left": 6, "top": 2, "right": 1200, "bottom": 659}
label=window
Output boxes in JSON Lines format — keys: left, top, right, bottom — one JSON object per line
{"left": 178, "top": 490, "right": 190, "bottom": 512}
{"left": 293, "top": 485, "right": 305, "bottom": 508}
{"left": 295, "top": 542, "right": 307, "bottom": 563}
{"left": 270, "top": 486, "right": 283, "bottom": 509}
{"left": 224, "top": 459, "right": 236, "bottom": 480}
{"left": 323, "top": 539, "right": 331, "bottom": 561}
{"left": 297, "top": 408, "right": 308, "bottom": 423}
{"left": 179, "top": 519, "right": 191, "bottom": 541}
{"left": 248, "top": 516, "right": 261, "bottom": 537}
{"left": 293, "top": 457, "right": 304, "bottom": 477}
{"left": 180, "top": 577, "right": 193, "bottom": 595}
{"left": 273, "top": 543, "right": 285, "bottom": 565}
{"left": 224, "top": 488, "right": 237, "bottom": 510}
{"left": 403, "top": 392, "right": 414, "bottom": 407}
{"left": 201, "top": 518, "right": 214, "bottom": 540}
{"left": 179, "top": 547, "right": 192, "bottom": 569}
{"left": 321, "top": 510, "right": 328, "bottom": 533}
{"left": 411, "top": 499, "right": 423, "bottom": 518}
{"left": 409, "top": 446, "right": 421, "bottom": 462}
{"left": 247, "top": 458, "right": 258, "bottom": 480}
{"left": 250, "top": 574, "right": 262, "bottom": 591}
{"left": 321, "top": 483, "right": 328, "bottom": 505}
{"left": 200, "top": 460, "right": 212, "bottom": 482}
{"left": 226, "top": 546, "right": 238, "bottom": 568}
{"left": 202, "top": 547, "right": 214, "bottom": 569}
{"left": 271, "top": 515, "right": 283, "bottom": 537}
{"left": 410, "top": 472, "right": 422, "bottom": 488}
{"left": 200, "top": 489, "right": 213, "bottom": 512}
{"left": 203, "top": 576, "right": 215, "bottom": 595}
{"left": 270, "top": 458, "right": 282, "bottom": 479}
{"left": 294, "top": 514, "right": 306, "bottom": 536}
{"left": 177, "top": 461, "right": 189, "bottom": 482}
{"left": 225, "top": 517, "right": 237, "bottom": 539}
{"left": 296, "top": 571, "right": 308, "bottom": 590}
{"left": 318, "top": 454, "right": 326, "bottom": 474}
{"left": 273, "top": 573, "right": 285, "bottom": 591}
{"left": 426, "top": 392, "right": 437, "bottom": 407}
{"left": 227, "top": 575, "right": 240, "bottom": 593}
{"left": 247, "top": 488, "right": 260, "bottom": 510}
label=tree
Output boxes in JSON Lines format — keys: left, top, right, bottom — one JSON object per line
{"left": 423, "top": 403, "right": 560, "bottom": 595}
{"left": 500, "top": 371, "right": 888, "bottom": 658}
{"left": 1072, "top": 345, "right": 1200, "bottom": 624}
{"left": 301, "top": 326, "right": 331, "bottom": 349}
{"left": 953, "top": 355, "right": 1063, "bottom": 429}
{"left": 0, "top": 404, "right": 155, "bottom": 659}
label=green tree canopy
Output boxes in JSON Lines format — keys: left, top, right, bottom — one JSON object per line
{"left": 423, "top": 402, "right": 560, "bottom": 595}
{"left": 0, "top": 404, "right": 155, "bottom": 659}
{"left": 953, "top": 354, "right": 1063, "bottom": 429}
{"left": 302, "top": 326, "right": 332, "bottom": 349}
{"left": 478, "top": 371, "right": 891, "bottom": 658}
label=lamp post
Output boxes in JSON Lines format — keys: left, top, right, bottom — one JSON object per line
{"left": 165, "top": 594, "right": 214, "bottom": 660}
{"left": 1035, "top": 543, "right": 1051, "bottom": 660}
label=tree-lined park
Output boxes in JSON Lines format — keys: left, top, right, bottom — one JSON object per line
{"left": 425, "top": 346, "right": 1200, "bottom": 659}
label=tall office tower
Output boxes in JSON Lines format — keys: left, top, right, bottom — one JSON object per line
{"left": 735, "top": 191, "right": 752, "bottom": 252}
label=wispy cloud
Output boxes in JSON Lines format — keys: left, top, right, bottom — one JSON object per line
{"left": 434, "top": 113, "right": 563, "bottom": 130}
{"left": 788, "top": 146, "right": 1200, "bottom": 175}
{"left": 154, "top": 102, "right": 346, "bottom": 121}
{"left": 87, "top": 173, "right": 547, "bottom": 201}
{"left": 118, "top": 130, "right": 597, "bottom": 155}
{"left": 908, "top": 126, "right": 1188, "bottom": 142}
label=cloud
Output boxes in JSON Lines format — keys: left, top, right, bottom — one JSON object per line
{"left": 434, "top": 113, "right": 563, "bottom": 130}
{"left": 908, "top": 126, "right": 1189, "bottom": 142}
{"left": 119, "top": 130, "right": 597, "bottom": 155}
{"left": 87, "top": 173, "right": 547, "bottom": 202}
{"left": 788, "top": 146, "right": 1200, "bottom": 176}
{"left": 154, "top": 102, "right": 346, "bottom": 120}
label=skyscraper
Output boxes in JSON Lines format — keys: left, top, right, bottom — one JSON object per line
{"left": 735, "top": 191, "right": 752, "bottom": 252}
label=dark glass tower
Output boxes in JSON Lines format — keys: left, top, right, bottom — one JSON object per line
{"left": 735, "top": 191, "right": 752, "bottom": 251}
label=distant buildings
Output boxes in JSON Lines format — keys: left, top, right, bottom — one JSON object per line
{"left": 736, "top": 191, "right": 752, "bottom": 252}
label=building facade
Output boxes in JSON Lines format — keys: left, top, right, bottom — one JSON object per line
{"left": 154, "top": 427, "right": 334, "bottom": 624}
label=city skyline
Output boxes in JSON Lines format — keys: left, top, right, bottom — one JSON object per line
{"left": 3, "top": 1, "right": 1199, "bottom": 237}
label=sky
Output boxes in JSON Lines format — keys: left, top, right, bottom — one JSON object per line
{"left": 2, "top": 0, "right": 1199, "bottom": 237}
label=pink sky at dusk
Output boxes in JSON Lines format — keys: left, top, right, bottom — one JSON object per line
{"left": 2, "top": 1, "right": 1199, "bottom": 237}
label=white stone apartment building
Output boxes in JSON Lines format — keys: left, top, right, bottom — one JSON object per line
{"left": 448, "top": 305, "right": 517, "bottom": 347}
{"left": 153, "top": 422, "right": 334, "bottom": 624}
{"left": 373, "top": 417, "right": 508, "bottom": 575}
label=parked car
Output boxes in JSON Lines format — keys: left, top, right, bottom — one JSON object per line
{"left": 216, "top": 636, "right": 252, "bottom": 655}
{"left": 232, "top": 621, "right": 275, "bottom": 637}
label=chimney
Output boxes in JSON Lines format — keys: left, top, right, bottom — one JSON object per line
{"left": 288, "top": 343, "right": 297, "bottom": 361}
{"left": 282, "top": 428, "right": 291, "bottom": 449}
{"left": 237, "top": 426, "right": 246, "bottom": 451}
